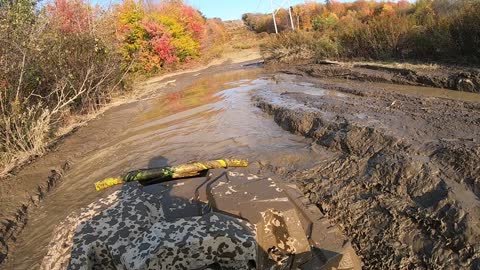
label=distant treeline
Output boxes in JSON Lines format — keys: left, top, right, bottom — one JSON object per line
{"left": 246, "top": 0, "right": 480, "bottom": 63}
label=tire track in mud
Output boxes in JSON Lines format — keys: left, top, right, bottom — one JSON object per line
{"left": 253, "top": 84, "right": 480, "bottom": 269}
{"left": 0, "top": 162, "right": 69, "bottom": 265}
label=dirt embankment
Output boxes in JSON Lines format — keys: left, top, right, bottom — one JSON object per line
{"left": 253, "top": 72, "right": 480, "bottom": 269}
{"left": 278, "top": 61, "right": 480, "bottom": 93}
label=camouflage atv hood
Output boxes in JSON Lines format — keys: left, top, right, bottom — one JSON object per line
{"left": 40, "top": 183, "right": 257, "bottom": 270}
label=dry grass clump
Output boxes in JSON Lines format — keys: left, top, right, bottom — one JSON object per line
{"left": 261, "top": 31, "right": 338, "bottom": 63}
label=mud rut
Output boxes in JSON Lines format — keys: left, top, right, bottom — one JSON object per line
{"left": 253, "top": 77, "right": 480, "bottom": 269}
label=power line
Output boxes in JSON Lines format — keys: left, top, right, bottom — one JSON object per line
{"left": 256, "top": 0, "right": 263, "bottom": 11}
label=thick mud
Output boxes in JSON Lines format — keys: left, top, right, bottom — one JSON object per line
{"left": 2, "top": 60, "right": 480, "bottom": 269}
{"left": 281, "top": 62, "right": 480, "bottom": 93}
{"left": 254, "top": 73, "right": 480, "bottom": 269}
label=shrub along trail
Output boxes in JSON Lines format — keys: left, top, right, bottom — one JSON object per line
{"left": 253, "top": 71, "right": 480, "bottom": 269}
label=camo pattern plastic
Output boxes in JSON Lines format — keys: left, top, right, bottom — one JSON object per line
{"left": 41, "top": 183, "right": 257, "bottom": 270}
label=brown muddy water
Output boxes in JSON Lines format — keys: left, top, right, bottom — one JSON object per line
{"left": 326, "top": 78, "right": 480, "bottom": 103}
{"left": 3, "top": 64, "right": 480, "bottom": 269}
{"left": 4, "top": 66, "right": 325, "bottom": 269}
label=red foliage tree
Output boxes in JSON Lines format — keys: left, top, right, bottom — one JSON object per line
{"left": 151, "top": 35, "right": 177, "bottom": 64}
{"left": 180, "top": 5, "right": 205, "bottom": 40}
{"left": 142, "top": 19, "right": 177, "bottom": 65}
{"left": 48, "top": 0, "right": 92, "bottom": 33}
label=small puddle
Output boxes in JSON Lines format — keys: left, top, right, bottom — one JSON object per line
{"left": 378, "top": 82, "right": 480, "bottom": 102}
{"left": 385, "top": 83, "right": 480, "bottom": 102}
{"left": 287, "top": 83, "right": 348, "bottom": 97}
{"left": 329, "top": 78, "right": 480, "bottom": 102}
{"left": 270, "top": 75, "right": 348, "bottom": 98}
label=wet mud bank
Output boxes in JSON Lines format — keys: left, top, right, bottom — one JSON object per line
{"left": 279, "top": 61, "right": 480, "bottom": 93}
{"left": 253, "top": 76, "right": 480, "bottom": 269}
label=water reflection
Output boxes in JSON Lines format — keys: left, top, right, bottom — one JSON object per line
{"left": 7, "top": 68, "right": 317, "bottom": 269}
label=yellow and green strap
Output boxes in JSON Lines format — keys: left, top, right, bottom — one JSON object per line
{"left": 94, "top": 159, "right": 248, "bottom": 191}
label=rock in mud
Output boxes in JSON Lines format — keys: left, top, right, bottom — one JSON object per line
{"left": 457, "top": 78, "right": 476, "bottom": 92}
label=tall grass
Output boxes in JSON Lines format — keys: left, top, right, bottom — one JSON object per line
{"left": 261, "top": 31, "right": 339, "bottom": 63}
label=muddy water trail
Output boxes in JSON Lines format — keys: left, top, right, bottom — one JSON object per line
{"left": 5, "top": 65, "right": 480, "bottom": 269}
{"left": 5, "top": 66, "right": 324, "bottom": 269}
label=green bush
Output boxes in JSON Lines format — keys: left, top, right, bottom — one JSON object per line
{"left": 404, "top": 18, "right": 454, "bottom": 60}
{"left": 312, "top": 13, "right": 339, "bottom": 32}
{"left": 347, "top": 14, "right": 413, "bottom": 59}
{"left": 450, "top": 0, "right": 480, "bottom": 60}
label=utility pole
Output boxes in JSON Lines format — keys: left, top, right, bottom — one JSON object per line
{"left": 270, "top": 0, "right": 296, "bottom": 33}
{"left": 270, "top": 0, "right": 279, "bottom": 34}
{"left": 287, "top": 0, "right": 295, "bottom": 30}
{"left": 296, "top": 9, "right": 300, "bottom": 29}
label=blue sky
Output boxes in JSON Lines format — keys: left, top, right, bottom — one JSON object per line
{"left": 186, "top": 0, "right": 315, "bottom": 21}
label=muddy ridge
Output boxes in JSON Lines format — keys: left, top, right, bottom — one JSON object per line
{"left": 0, "top": 162, "right": 69, "bottom": 264}
{"left": 279, "top": 62, "right": 480, "bottom": 93}
{"left": 253, "top": 76, "right": 480, "bottom": 269}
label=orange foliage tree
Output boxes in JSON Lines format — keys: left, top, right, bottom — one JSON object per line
{"left": 115, "top": 0, "right": 207, "bottom": 73}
